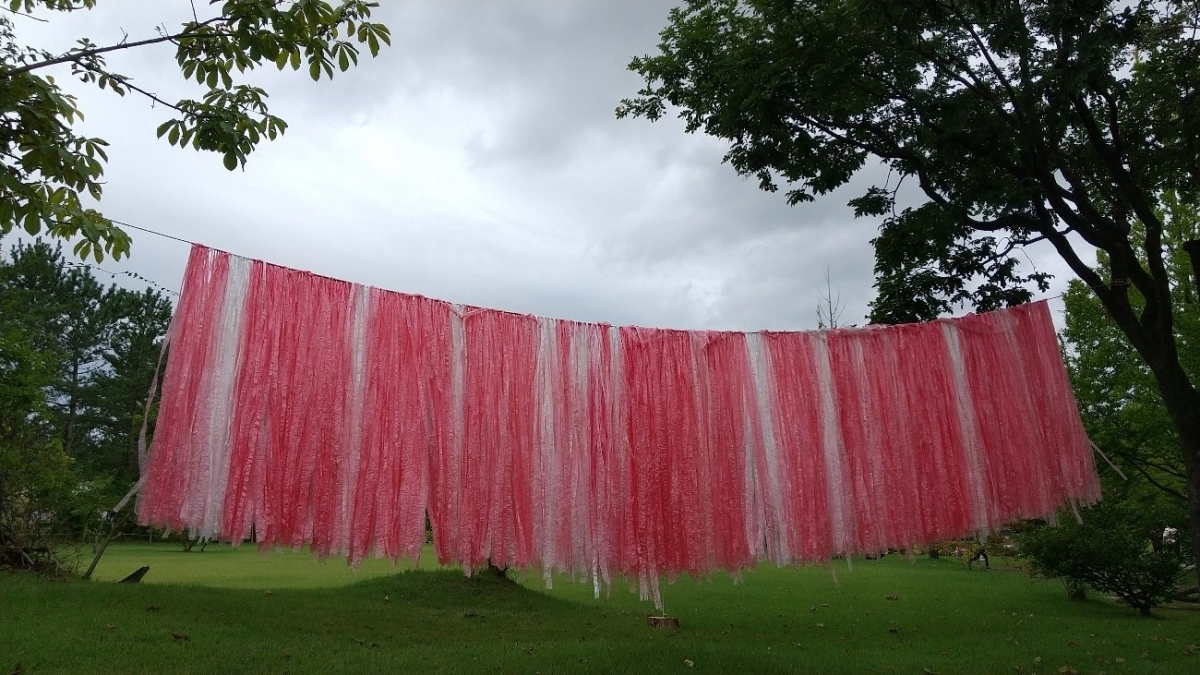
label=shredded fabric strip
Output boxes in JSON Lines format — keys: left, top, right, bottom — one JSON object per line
{"left": 139, "top": 245, "right": 1101, "bottom": 608}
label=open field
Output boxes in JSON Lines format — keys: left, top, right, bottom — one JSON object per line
{"left": 3, "top": 543, "right": 1197, "bottom": 674}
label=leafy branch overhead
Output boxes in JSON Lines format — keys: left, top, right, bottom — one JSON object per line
{"left": 0, "top": 1, "right": 391, "bottom": 261}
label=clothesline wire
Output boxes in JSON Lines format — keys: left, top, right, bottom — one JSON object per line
{"left": 62, "top": 260, "right": 180, "bottom": 297}
{"left": 102, "top": 217, "right": 1068, "bottom": 309}
{"left": 114, "top": 219, "right": 194, "bottom": 246}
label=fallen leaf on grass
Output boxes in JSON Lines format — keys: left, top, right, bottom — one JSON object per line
{"left": 262, "top": 590, "right": 273, "bottom": 596}
{"left": 1183, "top": 645, "right": 1198, "bottom": 655}
{"left": 1057, "top": 667, "right": 1077, "bottom": 674}
{"left": 384, "top": 595, "right": 390, "bottom": 602}
{"left": 1114, "top": 657, "right": 1125, "bottom": 663}
{"left": 816, "top": 623, "right": 825, "bottom": 628}
{"left": 104, "top": 623, "right": 115, "bottom": 630}
{"left": 171, "top": 632, "right": 189, "bottom": 642}
{"left": 683, "top": 659, "right": 694, "bottom": 668}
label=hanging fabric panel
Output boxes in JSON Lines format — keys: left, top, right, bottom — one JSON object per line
{"left": 139, "top": 245, "right": 1101, "bottom": 608}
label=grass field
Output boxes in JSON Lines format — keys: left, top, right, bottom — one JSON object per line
{"left": 3, "top": 543, "right": 1197, "bottom": 674}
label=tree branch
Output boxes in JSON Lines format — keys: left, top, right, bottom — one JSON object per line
{"left": 1125, "top": 460, "right": 1188, "bottom": 501}
{"left": 77, "top": 63, "right": 187, "bottom": 115}
{"left": 4, "top": 17, "right": 225, "bottom": 76}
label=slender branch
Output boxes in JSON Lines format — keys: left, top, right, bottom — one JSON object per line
{"left": 4, "top": 16, "right": 225, "bottom": 76}
{"left": 949, "top": 2, "right": 1027, "bottom": 125}
{"left": 1124, "top": 460, "right": 1188, "bottom": 501}
{"left": 78, "top": 63, "right": 187, "bottom": 115}
{"left": 1, "top": 6, "right": 48, "bottom": 22}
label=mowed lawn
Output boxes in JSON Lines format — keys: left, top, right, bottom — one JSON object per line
{"left": 3, "top": 543, "right": 1197, "bottom": 674}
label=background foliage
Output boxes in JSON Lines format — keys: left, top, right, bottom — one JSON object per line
{"left": 0, "top": 236, "right": 170, "bottom": 572}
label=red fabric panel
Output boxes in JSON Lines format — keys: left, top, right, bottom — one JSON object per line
{"left": 141, "top": 245, "right": 1102, "bottom": 607}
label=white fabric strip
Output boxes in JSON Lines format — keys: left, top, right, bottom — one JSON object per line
{"left": 813, "top": 333, "right": 852, "bottom": 555}
{"left": 535, "top": 316, "right": 559, "bottom": 584}
{"left": 940, "top": 322, "right": 993, "bottom": 533}
{"left": 745, "top": 333, "right": 786, "bottom": 562}
{"left": 606, "top": 325, "right": 624, "bottom": 590}
{"left": 197, "top": 253, "right": 251, "bottom": 539}
{"left": 338, "top": 284, "right": 371, "bottom": 553}
{"left": 566, "top": 323, "right": 592, "bottom": 588}
{"left": 449, "top": 304, "right": 467, "bottom": 572}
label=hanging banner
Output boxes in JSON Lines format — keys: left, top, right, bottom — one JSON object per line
{"left": 139, "top": 245, "right": 1100, "bottom": 607}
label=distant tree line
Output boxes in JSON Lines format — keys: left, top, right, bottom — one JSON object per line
{"left": 0, "top": 237, "right": 170, "bottom": 573}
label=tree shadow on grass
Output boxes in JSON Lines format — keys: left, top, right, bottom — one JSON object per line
{"left": 338, "top": 568, "right": 572, "bottom": 612}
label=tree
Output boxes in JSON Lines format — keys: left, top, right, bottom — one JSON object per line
{"left": 619, "top": 0, "right": 1200, "bottom": 582}
{"left": 0, "top": 239, "right": 115, "bottom": 457}
{"left": 77, "top": 286, "right": 172, "bottom": 484}
{"left": 1062, "top": 194, "right": 1198, "bottom": 509}
{"left": 0, "top": 237, "right": 172, "bottom": 571}
{"left": 0, "top": 245, "right": 77, "bottom": 573}
{"left": 0, "top": 1, "right": 391, "bottom": 261}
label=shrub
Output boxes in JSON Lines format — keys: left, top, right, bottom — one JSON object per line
{"left": 1019, "top": 501, "right": 1188, "bottom": 615}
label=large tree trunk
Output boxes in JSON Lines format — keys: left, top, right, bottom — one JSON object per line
{"left": 1179, "top": 240, "right": 1200, "bottom": 588}
{"left": 1165, "top": 395, "right": 1200, "bottom": 590}
{"left": 1188, "top": 455, "right": 1200, "bottom": 591}
{"left": 1139, "top": 349, "right": 1200, "bottom": 590}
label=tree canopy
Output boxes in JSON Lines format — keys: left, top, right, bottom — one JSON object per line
{"left": 620, "top": 0, "right": 1200, "bottom": 578}
{"left": 0, "top": 1, "right": 390, "bottom": 261}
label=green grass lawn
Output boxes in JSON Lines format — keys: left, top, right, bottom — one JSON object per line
{"left": 3, "top": 543, "right": 1196, "bottom": 674}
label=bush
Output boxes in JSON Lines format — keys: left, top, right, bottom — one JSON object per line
{"left": 1019, "top": 501, "right": 1189, "bottom": 615}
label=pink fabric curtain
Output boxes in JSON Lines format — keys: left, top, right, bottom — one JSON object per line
{"left": 139, "top": 245, "right": 1100, "bottom": 606}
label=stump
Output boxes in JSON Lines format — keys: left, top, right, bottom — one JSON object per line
{"left": 647, "top": 615, "right": 680, "bottom": 629}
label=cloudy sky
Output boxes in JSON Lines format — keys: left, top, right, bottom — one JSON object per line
{"left": 11, "top": 1, "right": 1076, "bottom": 331}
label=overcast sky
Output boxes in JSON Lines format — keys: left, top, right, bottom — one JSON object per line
{"left": 9, "top": 1, "right": 1077, "bottom": 331}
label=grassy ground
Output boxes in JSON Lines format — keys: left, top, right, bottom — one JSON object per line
{"left": 3, "top": 543, "right": 1197, "bottom": 674}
